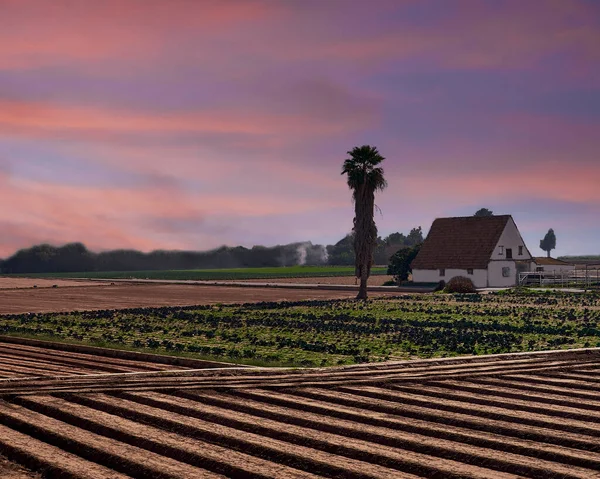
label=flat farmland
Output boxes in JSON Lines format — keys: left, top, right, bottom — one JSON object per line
{"left": 0, "top": 277, "right": 110, "bottom": 290}
{"left": 0, "top": 340, "right": 600, "bottom": 479}
{"left": 0, "top": 283, "right": 400, "bottom": 315}
{"left": 2, "top": 290, "right": 599, "bottom": 367}
{"left": 12, "top": 265, "right": 388, "bottom": 281}
{"left": 235, "top": 275, "right": 393, "bottom": 286}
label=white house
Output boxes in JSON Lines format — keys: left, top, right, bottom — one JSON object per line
{"left": 411, "top": 215, "right": 532, "bottom": 288}
{"left": 531, "top": 257, "right": 575, "bottom": 274}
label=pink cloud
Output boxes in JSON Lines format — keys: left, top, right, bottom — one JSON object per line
{"left": 0, "top": 95, "right": 376, "bottom": 139}
{"left": 398, "top": 164, "right": 600, "bottom": 207}
{"left": 313, "top": 0, "right": 600, "bottom": 73}
{"left": 0, "top": 166, "right": 348, "bottom": 256}
{"left": 0, "top": 0, "right": 277, "bottom": 70}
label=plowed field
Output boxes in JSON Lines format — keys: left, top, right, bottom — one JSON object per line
{"left": 0, "top": 284, "right": 399, "bottom": 314}
{"left": 1, "top": 337, "right": 599, "bottom": 478}
{"left": 0, "top": 277, "right": 109, "bottom": 290}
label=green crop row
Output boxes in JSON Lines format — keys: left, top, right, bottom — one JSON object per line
{"left": 1, "top": 289, "right": 599, "bottom": 367}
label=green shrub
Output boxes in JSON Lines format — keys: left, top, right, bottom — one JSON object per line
{"left": 444, "top": 276, "right": 477, "bottom": 294}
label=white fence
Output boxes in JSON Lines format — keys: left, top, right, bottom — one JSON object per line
{"left": 518, "top": 268, "right": 600, "bottom": 288}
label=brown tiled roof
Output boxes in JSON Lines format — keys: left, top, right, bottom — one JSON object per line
{"left": 533, "top": 257, "right": 572, "bottom": 266}
{"left": 412, "top": 215, "right": 511, "bottom": 270}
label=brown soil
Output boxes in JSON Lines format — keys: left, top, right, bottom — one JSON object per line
{"left": 0, "top": 283, "right": 400, "bottom": 314}
{"left": 0, "top": 277, "right": 109, "bottom": 290}
{"left": 235, "top": 275, "right": 394, "bottom": 286}
{"left": 1, "top": 347, "right": 600, "bottom": 478}
{"left": 0, "top": 454, "right": 39, "bottom": 479}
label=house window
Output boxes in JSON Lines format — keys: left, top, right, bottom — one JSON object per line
{"left": 536, "top": 266, "right": 544, "bottom": 272}
{"left": 502, "top": 267, "right": 511, "bottom": 277}
{"left": 439, "top": 269, "right": 445, "bottom": 277}
{"left": 506, "top": 248, "right": 513, "bottom": 259}
{"left": 518, "top": 246, "right": 523, "bottom": 256}
{"left": 467, "top": 269, "right": 473, "bottom": 275}
{"left": 499, "top": 246, "right": 504, "bottom": 255}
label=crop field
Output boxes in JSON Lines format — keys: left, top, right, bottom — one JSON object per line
{"left": 1, "top": 290, "right": 599, "bottom": 367}
{"left": 0, "top": 338, "right": 599, "bottom": 478}
{"left": 13, "top": 265, "right": 388, "bottom": 281}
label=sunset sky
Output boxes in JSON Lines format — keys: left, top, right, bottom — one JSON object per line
{"left": 1, "top": 0, "right": 599, "bottom": 258}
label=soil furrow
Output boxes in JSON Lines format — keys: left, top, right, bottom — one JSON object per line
{"left": 0, "top": 346, "right": 147, "bottom": 374}
{"left": 179, "top": 389, "right": 600, "bottom": 472}
{"left": 339, "top": 385, "right": 600, "bottom": 437}
{"left": 15, "top": 395, "right": 320, "bottom": 479}
{"left": 0, "top": 356, "right": 100, "bottom": 376}
{"left": 275, "top": 388, "right": 600, "bottom": 451}
{"left": 502, "top": 374, "right": 600, "bottom": 392}
{"left": 152, "top": 389, "right": 600, "bottom": 478}
{"left": 0, "top": 400, "right": 221, "bottom": 478}
{"left": 0, "top": 352, "right": 103, "bottom": 372}
{"left": 1, "top": 358, "right": 598, "bottom": 397}
{"left": 60, "top": 392, "right": 425, "bottom": 479}
{"left": 0, "top": 423, "right": 130, "bottom": 479}
{"left": 390, "top": 383, "right": 600, "bottom": 423}
{"left": 0, "top": 362, "right": 88, "bottom": 378}
{"left": 425, "top": 380, "right": 600, "bottom": 413}
{"left": 123, "top": 390, "right": 542, "bottom": 479}
{"left": 458, "top": 377, "right": 600, "bottom": 401}
{"left": 543, "top": 371, "right": 600, "bottom": 384}
{"left": 0, "top": 342, "right": 188, "bottom": 372}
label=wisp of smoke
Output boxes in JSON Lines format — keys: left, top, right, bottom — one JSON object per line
{"left": 296, "top": 243, "right": 309, "bottom": 265}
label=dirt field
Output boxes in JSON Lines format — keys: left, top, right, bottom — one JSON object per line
{"left": 0, "top": 277, "right": 109, "bottom": 290}
{"left": 0, "top": 455, "right": 38, "bottom": 479}
{"left": 238, "top": 275, "right": 394, "bottom": 286}
{"left": 1, "top": 341, "right": 599, "bottom": 478}
{"left": 0, "top": 283, "right": 400, "bottom": 314}
{"left": 0, "top": 338, "right": 238, "bottom": 380}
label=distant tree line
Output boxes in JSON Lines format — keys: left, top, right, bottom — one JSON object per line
{"left": 0, "top": 228, "right": 423, "bottom": 274}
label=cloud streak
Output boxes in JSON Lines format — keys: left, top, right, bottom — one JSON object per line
{"left": 1, "top": 0, "right": 599, "bottom": 257}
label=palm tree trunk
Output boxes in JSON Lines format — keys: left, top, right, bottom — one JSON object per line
{"left": 357, "top": 270, "right": 368, "bottom": 300}
{"left": 353, "top": 183, "right": 375, "bottom": 300}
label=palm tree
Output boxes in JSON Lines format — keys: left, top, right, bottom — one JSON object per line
{"left": 342, "top": 145, "right": 387, "bottom": 300}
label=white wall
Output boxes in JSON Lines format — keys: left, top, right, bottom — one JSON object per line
{"left": 413, "top": 269, "right": 488, "bottom": 288}
{"left": 490, "top": 218, "right": 531, "bottom": 261}
{"left": 488, "top": 260, "right": 518, "bottom": 287}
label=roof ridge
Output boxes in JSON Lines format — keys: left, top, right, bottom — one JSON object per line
{"left": 412, "top": 215, "right": 512, "bottom": 270}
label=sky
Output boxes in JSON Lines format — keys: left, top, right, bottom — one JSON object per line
{"left": 1, "top": 0, "right": 599, "bottom": 258}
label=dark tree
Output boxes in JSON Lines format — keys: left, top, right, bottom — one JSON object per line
{"left": 388, "top": 244, "right": 421, "bottom": 283}
{"left": 384, "top": 232, "right": 406, "bottom": 246}
{"left": 341, "top": 145, "right": 387, "bottom": 300}
{"left": 406, "top": 227, "right": 423, "bottom": 246}
{"left": 540, "top": 229, "right": 556, "bottom": 258}
{"left": 474, "top": 208, "right": 493, "bottom": 217}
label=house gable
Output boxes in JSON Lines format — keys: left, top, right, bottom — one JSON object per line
{"left": 490, "top": 217, "right": 532, "bottom": 262}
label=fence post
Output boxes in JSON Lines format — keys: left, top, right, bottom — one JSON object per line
{"left": 585, "top": 265, "right": 589, "bottom": 291}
